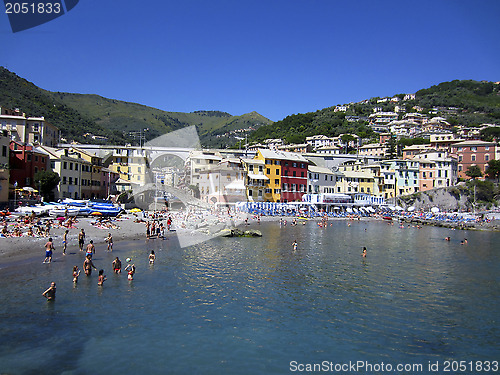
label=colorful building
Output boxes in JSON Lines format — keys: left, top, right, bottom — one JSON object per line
{"left": 451, "top": 140, "right": 497, "bottom": 179}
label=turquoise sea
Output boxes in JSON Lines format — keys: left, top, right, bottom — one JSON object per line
{"left": 0, "top": 220, "right": 499, "bottom": 375}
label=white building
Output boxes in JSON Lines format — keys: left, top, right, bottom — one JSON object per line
{"left": 308, "top": 165, "right": 336, "bottom": 194}
{"left": 305, "top": 135, "right": 333, "bottom": 150}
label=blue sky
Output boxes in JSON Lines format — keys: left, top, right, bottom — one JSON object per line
{"left": 1, "top": 0, "right": 499, "bottom": 121}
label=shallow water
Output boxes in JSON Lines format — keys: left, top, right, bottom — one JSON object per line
{"left": 0, "top": 220, "right": 499, "bottom": 374}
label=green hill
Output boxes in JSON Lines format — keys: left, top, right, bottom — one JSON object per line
{"left": 251, "top": 80, "right": 500, "bottom": 145}
{"left": 0, "top": 67, "right": 272, "bottom": 147}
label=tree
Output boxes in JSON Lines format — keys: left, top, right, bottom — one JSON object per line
{"left": 385, "top": 136, "right": 398, "bottom": 159}
{"left": 465, "top": 165, "right": 483, "bottom": 180}
{"left": 486, "top": 160, "right": 500, "bottom": 182}
{"left": 34, "top": 170, "right": 60, "bottom": 201}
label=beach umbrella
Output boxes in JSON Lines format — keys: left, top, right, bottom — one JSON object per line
{"left": 430, "top": 207, "right": 440, "bottom": 213}
{"left": 91, "top": 211, "right": 103, "bottom": 216}
{"left": 408, "top": 206, "right": 415, "bottom": 212}
{"left": 130, "top": 208, "right": 142, "bottom": 213}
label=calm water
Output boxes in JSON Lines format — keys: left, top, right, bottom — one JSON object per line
{"left": 0, "top": 220, "right": 499, "bottom": 375}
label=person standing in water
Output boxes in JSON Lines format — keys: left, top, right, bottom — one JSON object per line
{"left": 97, "top": 270, "right": 107, "bottom": 286}
{"left": 62, "top": 230, "right": 69, "bottom": 255}
{"left": 124, "top": 263, "right": 136, "bottom": 280}
{"left": 43, "top": 237, "right": 55, "bottom": 263}
{"left": 106, "top": 233, "right": 113, "bottom": 251}
{"left": 292, "top": 240, "right": 298, "bottom": 251}
{"left": 362, "top": 247, "right": 367, "bottom": 258}
{"left": 84, "top": 254, "right": 97, "bottom": 276}
{"left": 73, "top": 266, "right": 81, "bottom": 283}
{"left": 42, "top": 282, "right": 56, "bottom": 300}
{"left": 112, "top": 257, "right": 122, "bottom": 274}
{"left": 85, "top": 240, "right": 95, "bottom": 259}
{"left": 149, "top": 250, "right": 156, "bottom": 264}
{"left": 78, "top": 228, "right": 85, "bottom": 251}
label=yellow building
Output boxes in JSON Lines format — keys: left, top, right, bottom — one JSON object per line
{"left": 337, "top": 160, "right": 378, "bottom": 196}
{"left": 254, "top": 150, "right": 282, "bottom": 202}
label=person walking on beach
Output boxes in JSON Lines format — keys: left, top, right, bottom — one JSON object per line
{"left": 78, "top": 228, "right": 85, "bottom": 251}
{"left": 106, "top": 233, "right": 113, "bottom": 251}
{"left": 112, "top": 257, "right": 122, "bottom": 274}
{"left": 63, "top": 229, "right": 69, "bottom": 255}
{"left": 84, "top": 254, "right": 97, "bottom": 276}
{"left": 86, "top": 240, "right": 95, "bottom": 258}
{"left": 43, "top": 237, "right": 55, "bottom": 263}
{"left": 42, "top": 282, "right": 56, "bottom": 300}
{"left": 146, "top": 221, "right": 151, "bottom": 238}
{"left": 97, "top": 269, "right": 107, "bottom": 286}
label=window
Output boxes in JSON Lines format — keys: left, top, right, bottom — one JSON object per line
{"left": 274, "top": 189, "right": 281, "bottom": 194}
{"left": 259, "top": 166, "right": 263, "bottom": 173}
{"left": 75, "top": 164, "right": 78, "bottom": 171}
{"left": 258, "top": 190, "right": 263, "bottom": 197}
{"left": 2, "top": 145, "right": 6, "bottom": 157}
{"left": 292, "top": 171, "right": 296, "bottom": 177}
{"left": 458, "top": 165, "right": 462, "bottom": 172}
{"left": 471, "top": 155, "right": 476, "bottom": 162}
{"left": 485, "top": 154, "right": 490, "bottom": 161}
{"left": 275, "top": 179, "right": 279, "bottom": 185}
{"left": 248, "top": 190, "right": 253, "bottom": 197}
{"left": 471, "top": 147, "right": 477, "bottom": 151}
{"left": 485, "top": 146, "right": 490, "bottom": 151}
{"left": 27, "top": 154, "right": 32, "bottom": 161}
{"left": 63, "top": 161, "right": 67, "bottom": 169}
{"left": 68, "top": 177, "right": 73, "bottom": 185}
{"left": 69, "top": 163, "right": 73, "bottom": 170}
{"left": 34, "top": 167, "right": 38, "bottom": 174}
{"left": 267, "top": 168, "right": 270, "bottom": 174}
{"left": 75, "top": 178, "right": 78, "bottom": 185}
{"left": 62, "top": 176, "right": 67, "bottom": 184}
{"left": 265, "top": 188, "right": 272, "bottom": 194}
{"left": 276, "top": 169, "right": 279, "bottom": 175}
{"left": 301, "top": 172, "right": 304, "bottom": 177}
{"left": 35, "top": 155, "right": 39, "bottom": 162}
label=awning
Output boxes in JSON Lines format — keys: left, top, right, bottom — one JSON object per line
{"left": 247, "top": 174, "right": 269, "bottom": 180}
{"left": 225, "top": 180, "right": 246, "bottom": 190}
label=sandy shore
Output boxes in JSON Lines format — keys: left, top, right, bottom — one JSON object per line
{"left": 0, "top": 215, "right": 151, "bottom": 265}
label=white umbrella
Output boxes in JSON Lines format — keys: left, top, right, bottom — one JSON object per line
{"left": 431, "top": 207, "right": 440, "bottom": 213}
{"left": 408, "top": 206, "right": 415, "bottom": 212}
{"left": 395, "top": 205, "right": 404, "bottom": 211}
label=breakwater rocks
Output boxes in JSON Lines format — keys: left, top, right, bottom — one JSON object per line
{"left": 394, "top": 216, "right": 500, "bottom": 231}
{"left": 220, "top": 228, "right": 263, "bottom": 237}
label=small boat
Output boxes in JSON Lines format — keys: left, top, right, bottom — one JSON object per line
{"left": 14, "top": 204, "right": 52, "bottom": 216}
{"left": 49, "top": 206, "right": 80, "bottom": 217}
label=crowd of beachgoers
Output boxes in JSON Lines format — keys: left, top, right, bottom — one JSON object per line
{"left": 0, "top": 204, "right": 499, "bottom": 265}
